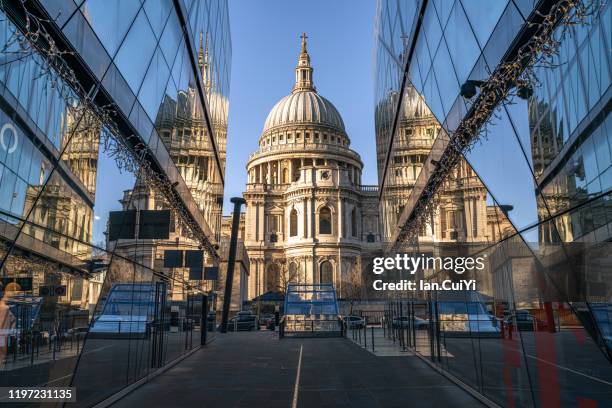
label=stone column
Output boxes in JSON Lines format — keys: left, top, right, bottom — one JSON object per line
{"left": 304, "top": 198, "right": 309, "bottom": 238}
{"left": 259, "top": 203, "right": 266, "bottom": 241}
{"left": 338, "top": 199, "right": 343, "bottom": 238}
{"left": 308, "top": 197, "right": 317, "bottom": 238}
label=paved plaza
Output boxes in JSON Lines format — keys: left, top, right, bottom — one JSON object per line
{"left": 112, "top": 331, "right": 482, "bottom": 408}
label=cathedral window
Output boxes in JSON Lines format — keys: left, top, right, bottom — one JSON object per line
{"left": 319, "top": 206, "right": 332, "bottom": 235}
{"left": 320, "top": 261, "right": 333, "bottom": 284}
{"left": 351, "top": 208, "right": 357, "bottom": 237}
{"left": 268, "top": 214, "right": 280, "bottom": 233}
{"left": 290, "top": 209, "right": 298, "bottom": 237}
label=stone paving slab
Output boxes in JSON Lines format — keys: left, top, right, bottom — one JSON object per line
{"left": 111, "top": 331, "right": 482, "bottom": 408}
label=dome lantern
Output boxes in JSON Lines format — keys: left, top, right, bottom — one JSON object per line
{"left": 293, "top": 33, "right": 315, "bottom": 93}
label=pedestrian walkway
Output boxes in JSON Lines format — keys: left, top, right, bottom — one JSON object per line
{"left": 111, "top": 330, "right": 483, "bottom": 407}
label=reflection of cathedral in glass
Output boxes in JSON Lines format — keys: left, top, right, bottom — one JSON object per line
{"left": 155, "top": 32, "right": 226, "bottom": 239}
{"left": 242, "top": 35, "right": 381, "bottom": 299}
{"left": 379, "top": 85, "right": 513, "bottom": 245}
{"left": 110, "top": 32, "right": 227, "bottom": 298}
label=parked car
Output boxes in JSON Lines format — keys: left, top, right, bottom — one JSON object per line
{"left": 437, "top": 301, "right": 501, "bottom": 338}
{"left": 391, "top": 316, "right": 428, "bottom": 330}
{"left": 226, "top": 313, "right": 257, "bottom": 331}
{"left": 504, "top": 310, "right": 536, "bottom": 331}
{"left": 343, "top": 315, "right": 365, "bottom": 329}
{"left": 62, "top": 327, "right": 89, "bottom": 341}
{"left": 258, "top": 313, "right": 275, "bottom": 326}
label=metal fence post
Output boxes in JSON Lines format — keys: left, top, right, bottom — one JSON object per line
{"left": 371, "top": 326, "right": 375, "bottom": 352}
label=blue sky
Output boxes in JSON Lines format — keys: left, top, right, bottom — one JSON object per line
{"left": 222, "top": 0, "right": 378, "bottom": 214}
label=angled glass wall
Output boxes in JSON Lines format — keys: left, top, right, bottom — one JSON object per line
{"left": 375, "top": 0, "right": 612, "bottom": 406}
{"left": 0, "top": 0, "right": 230, "bottom": 406}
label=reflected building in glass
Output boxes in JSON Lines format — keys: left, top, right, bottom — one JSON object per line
{"left": 375, "top": 0, "right": 611, "bottom": 406}
{"left": 0, "top": 0, "right": 230, "bottom": 406}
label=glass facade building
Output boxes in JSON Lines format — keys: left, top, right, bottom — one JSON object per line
{"left": 0, "top": 0, "right": 230, "bottom": 406}
{"left": 375, "top": 0, "right": 611, "bottom": 406}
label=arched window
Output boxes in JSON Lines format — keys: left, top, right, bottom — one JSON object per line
{"left": 320, "top": 261, "right": 333, "bottom": 284}
{"left": 282, "top": 168, "right": 289, "bottom": 184}
{"left": 319, "top": 206, "right": 332, "bottom": 235}
{"left": 289, "top": 209, "right": 298, "bottom": 237}
{"left": 351, "top": 208, "right": 357, "bottom": 237}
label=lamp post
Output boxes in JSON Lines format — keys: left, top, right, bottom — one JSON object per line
{"left": 220, "top": 197, "right": 246, "bottom": 333}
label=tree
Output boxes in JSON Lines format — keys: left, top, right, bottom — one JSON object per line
{"left": 341, "top": 263, "right": 364, "bottom": 315}
{"left": 276, "top": 259, "right": 299, "bottom": 294}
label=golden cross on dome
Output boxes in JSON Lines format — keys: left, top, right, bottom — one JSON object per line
{"left": 300, "top": 32, "right": 308, "bottom": 52}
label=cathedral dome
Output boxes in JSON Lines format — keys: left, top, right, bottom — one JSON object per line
{"left": 263, "top": 91, "right": 345, "bottom": 133}
{"left": 261, "top": 33, "right": 346, "bottom": 135}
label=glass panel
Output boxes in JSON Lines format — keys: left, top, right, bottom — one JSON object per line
{"left": 137, "top": 48, "right": 171, "bottom": 122}
{"left": 460, "top": 0, "right": 508, "bottom": 48}
{"left": 80, "top": 0, "right": 140, "bottom": 57}
{"left": 465, "top": 107, "right": 539, "bottom": 231}
{"left": 444, "top": 2, "right": 480, "bottom": 84}
{"left": 114, "top": 11, "right": 157, "bottom": 94}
